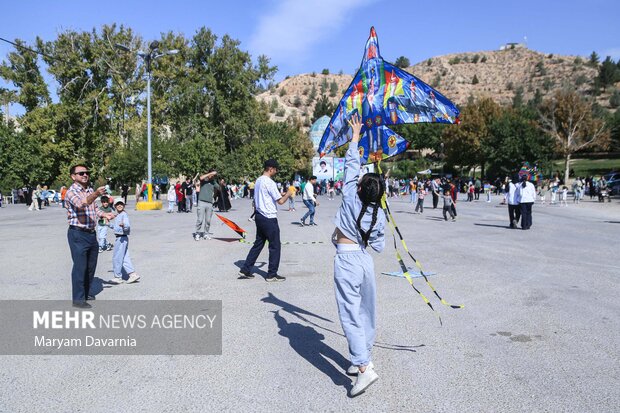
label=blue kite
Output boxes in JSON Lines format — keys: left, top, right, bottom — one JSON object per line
{"left": 318, "top": 27, "right": 461, "bottom": 164}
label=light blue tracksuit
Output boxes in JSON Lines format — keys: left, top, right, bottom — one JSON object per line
{"left": 109, "top": 211, "right": 134, "bottom": 279}
{"left": 333, "top": 141, "right": 385, "bottom": 367}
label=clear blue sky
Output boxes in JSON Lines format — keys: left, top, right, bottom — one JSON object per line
{"left": 2, "top": 0, "right": 619, "bottom": 113}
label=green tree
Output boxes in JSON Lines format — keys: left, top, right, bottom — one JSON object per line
{"left": 472, "top": 74, "right": 479, "bottom": 85}
{"left": 394, "top": 56, "right": 410, "bottom": 68}
{"left": 539, "top": 90, "right": 610, "bottom": 181}
{"left": 329, "top": 81, "right": 338, "bottom": 97}
{"left": 484, "top": 108, "right": 554, "bottom": 178}
{"left": 442, "top": 97, "right": 501, "bottom": 177}
{"left": 312, "top": 94, "right": 335, "bottom": 122}
{"left": 610, "top": 90, "right": 620, "bottom": 108}
{"left": 588, "top": 51, "right": 600, "bottom": 67}
{"left": 512, "top": 86, "right": 524, "bottom": 108}
{"left": 0, "top": 39, "right": 51, "bottom": 112}
{"left": 597, "top": 56, "right": 620, "bottom": 91}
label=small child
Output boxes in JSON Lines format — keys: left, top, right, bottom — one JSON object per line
{"left": 539, "top": 186, "right": 547, "bottom": 204}
{"left": 287, "top": 183, "right": 296, "bottom": 211}
{"left": 442, "top": 187, "right": 456, "bottom": 221}
{"left": 484, "top": 182, "right": 491, "bottom": 202}
{"left": 414, "top": 185, "right": 426, "bottom": 213}
{"left": 560, "top": 186, "right": 568, "bottom": 206}
{"left": 332, "top": 114, "right": 385, "bottom": 397}
{"left": 167, "top": 184, "right": 176, "bottom": 213}
{"left": 97, "top": 196, "right": 114, "bottom": 252}
{"left": 108, "top": 200, "right": 140, "bottom": 284}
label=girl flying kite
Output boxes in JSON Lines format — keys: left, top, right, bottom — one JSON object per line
{"left": 331, "top": 113, "right": 386, "bottom": 397}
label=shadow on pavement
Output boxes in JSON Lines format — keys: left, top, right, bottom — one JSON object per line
{"left": 474, "top": 223, "right": 510, "bottom": 229}
{"left": 91, "top": 277, "right": 113, "bottom": 296}
{"left": 263, "top": 293, "right": 423, "bottom": 354}
{"left": 213, "top": 237, "right": 242, "bottom": 243}
{"left": 272, "top": 310, "right": 351, "bottom": 388}
{"left": 233, "top": 260, "right": 268, "bottom": 279}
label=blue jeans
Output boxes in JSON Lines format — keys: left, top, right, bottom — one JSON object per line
{"left": 113, "top": 235, "right": 135, "bottom": 279}
{"left": 242, "top": 213, "right": 281, "bottom": 277}
{"left": 67, "top": 227, "right": 99, "bottom": 302}
{"left": 301, "top": 199, "right": 316, "bottom": 224}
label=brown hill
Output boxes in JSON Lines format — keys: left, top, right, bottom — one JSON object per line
{"left": 257, "top": 47, "right": 607, "bottom": 127}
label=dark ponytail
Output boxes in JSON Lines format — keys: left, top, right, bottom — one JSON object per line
{"left": 356, "top": 173, "right": 385, "bottom": 247}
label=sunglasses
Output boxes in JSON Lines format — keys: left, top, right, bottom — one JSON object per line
{"left": 75, "top": 171, "right": 90, "bottom": 176}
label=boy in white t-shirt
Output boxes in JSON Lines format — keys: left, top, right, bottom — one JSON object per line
{"left": 239, "top": 159, "right": 292, "bottom": 282}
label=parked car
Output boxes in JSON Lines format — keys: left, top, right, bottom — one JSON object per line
{"left": 610, "top": 180, "right": 620, "bottom": 196}
{"left": 604, "top": 172, "right": 620, "bottom": 185}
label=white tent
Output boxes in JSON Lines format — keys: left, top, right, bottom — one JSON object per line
{"left": 417, "top": 169, "right": 432, "bottom": 175}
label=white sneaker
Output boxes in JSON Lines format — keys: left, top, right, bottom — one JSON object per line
{"left": 109, "top": 277, "right": 124, "bottom": 284}
{"left": 203, "top": 233, "right": 212, "bottom": 240}
{"left": 346, "top": 361, "right": 374, "bottom": 376}
{"left": 350, "top": 366, "right": 378, "bottom": 397}
{"left": 126, "top": 273, "right": 141, "bottom": 284}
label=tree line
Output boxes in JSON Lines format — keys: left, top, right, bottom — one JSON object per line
{"left": 0, "top": 24, "right": 314, "bottom": 191}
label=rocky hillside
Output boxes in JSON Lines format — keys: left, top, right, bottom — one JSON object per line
{"left": 409, "top": 47, "right": 597, "bottom": 106}
{"left": 257, "top": 47, "right": 607, "bottom": 127}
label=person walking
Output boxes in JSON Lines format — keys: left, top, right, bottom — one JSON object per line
{"left": 517, "top": 176, "right": 536, "bottom": 230}
{"left": 474, "top": 178, "right": 482, "bottom": 200}
{"left": 167, "top": 183, "right": 176, "bottom": 213}
{"left": 65, "top": 164, "right": 115, "bottom": 308}
{"left": 441, "top": 184, "right": 456, "bottom": 221}
{"left": 301, "top": 176, "right": 319, "bottom": 226}
{"left": 183, "top": 177, "right": 194, "bottom": 213}
{"left": 195, "top": 170, "right": 219, "bottom": 241}
{"left": 414, "top": 184, "right": 426, "bottom": 213}
{"left": 431, "top": 178, "right": 440, "bottom": 209}
{"left": 331, "top": 114, "right": 385, "bottom": 397}
{"left": 239, "top": 159, "right": 292, "bottom": 282}
{"left": 505, "top": 176, "right": 521, "bottom": 229}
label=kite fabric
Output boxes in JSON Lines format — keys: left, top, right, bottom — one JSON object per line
{"left": 215, "top": 214, "right": 247, "bottom": 238}
{"left": 518, "top": 162, "right": 543, "bottom": 182}
{"left": 381, "top": 268, "right": 437, "bottom": 278}
{"left": 318, "top": 27, "right": 461, "bottom": 164}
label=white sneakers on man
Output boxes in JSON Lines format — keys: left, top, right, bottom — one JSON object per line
{"left": 350, "top": 365, "right": 378, "bottom": 397}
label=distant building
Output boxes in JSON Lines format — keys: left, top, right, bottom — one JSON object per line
{"left": 308, "top": 115, "right": 330, "bottom": 151}
{"left": 499, "top": 42, "right": 526, "bottom": 51}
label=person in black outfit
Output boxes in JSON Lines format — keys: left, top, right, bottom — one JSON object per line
{"left": 182, "top": 178, "right": 194, "bottom": 213}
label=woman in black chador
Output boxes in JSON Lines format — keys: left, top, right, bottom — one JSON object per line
{"left": 215, "top": 178, "right": 232, "bottom": 212}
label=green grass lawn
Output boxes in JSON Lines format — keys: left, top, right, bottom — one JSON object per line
{"left": 553, "top": 158, "right": 620, "bottom": 177}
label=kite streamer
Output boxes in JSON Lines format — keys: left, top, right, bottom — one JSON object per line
{"left": 377, "top": 162, "right": 464, "bottom": 325}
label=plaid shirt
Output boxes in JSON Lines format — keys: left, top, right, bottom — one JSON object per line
{"left": 66, "top": 183, "right": 104, "bottom": 229}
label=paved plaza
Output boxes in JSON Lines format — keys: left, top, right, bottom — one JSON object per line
{"left": 0, "top": 194, "right": 619, "bottom": 412}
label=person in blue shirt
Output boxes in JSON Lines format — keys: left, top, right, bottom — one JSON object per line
{"left": 331, "top": 113, "right": 385, "bottom": 397}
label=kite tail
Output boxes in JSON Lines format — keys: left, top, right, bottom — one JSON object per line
{"left": 388, "top": 215, "right": 442, "bottom": 325}
{"left": 377, "top": 162, "right": 464, "bottom": 313}
{"left": 384, "top": 197, "right": 464, "bottom": 309}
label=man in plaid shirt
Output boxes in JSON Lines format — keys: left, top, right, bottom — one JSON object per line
{"left": 66, "top": 164, "right": 115, "bottom": 308}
